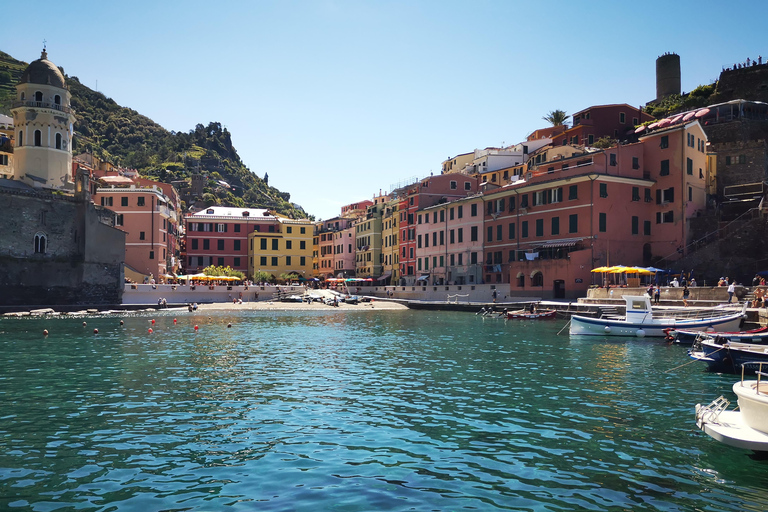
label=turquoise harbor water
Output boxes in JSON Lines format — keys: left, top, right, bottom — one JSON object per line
{"left": 1, "top": 309, "right": 767, "bottom": 511}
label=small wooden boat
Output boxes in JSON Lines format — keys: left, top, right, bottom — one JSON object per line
{"left": 506, "top": 309, "right": 556, "bottom": 320}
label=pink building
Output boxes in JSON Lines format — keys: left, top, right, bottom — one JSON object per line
{"left": 316, "top": 216, "right": 356, "bottom": 278}
{"left": 479, "top": 120, "right": 708, "bottom": 299}
{"left": 91, "top": 172, "right": 181, "bottom": 280}
{"left": 416, "top": 195, "right": 485, "bottom": 285}
{"left": 399, "top": 174, "right": 479, "bottom": 284}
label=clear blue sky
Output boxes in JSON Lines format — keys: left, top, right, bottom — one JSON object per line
{"left": 4, "top": 0, "right": 765, "bottom": 220}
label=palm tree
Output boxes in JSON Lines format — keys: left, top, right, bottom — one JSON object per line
{"left": 542, "top": 109, "right": 569, "bottom": 127}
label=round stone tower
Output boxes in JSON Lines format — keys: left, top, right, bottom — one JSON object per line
{"left": 10, "top": 49, "right": 76, "bottom": 189}
{"left": 656, "top": 52, "right": 681, "bottom": 101}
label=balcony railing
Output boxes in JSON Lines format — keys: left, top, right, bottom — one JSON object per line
{"left": 11, "top": 100, "right": 72, "bottom": 114}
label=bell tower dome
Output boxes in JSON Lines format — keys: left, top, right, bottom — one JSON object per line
{"left": 10, "top": 48, "right": 76, "bottom": 189}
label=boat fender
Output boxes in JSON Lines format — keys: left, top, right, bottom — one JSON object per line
{"left": 604, "top": 326, "right": 611, "bottom": 334}
{"left": 636, "top": 329, "right": 646, "bottom": 338}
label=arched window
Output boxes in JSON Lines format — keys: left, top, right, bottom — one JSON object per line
{"left": 516, "top": 272, "right": 525, "bottom": 288}
{"left": 35, "top": 91, "right": 43, "bottom": 102}
{"left": 34, "top": 233, "right": 47, "bottom": 254}
{"left": 18, "top": 130, "right": 23, "bottom": 146}
{"left": 55, "top": 133, "right": 62, "bottom": 150}
{"left": 54, "top": 95, "right": 61, "bottom": 105}
{"left": 20, "top": 92, "right": 25, "bottom": 101}
{"left": 34, "top": 130, "right": 42, "bottom": 147}
{"left": 532, "top": 271, "right": 544, "bottom": 287}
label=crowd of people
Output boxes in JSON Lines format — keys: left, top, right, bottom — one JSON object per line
{"left": 640, "top": 273, "right": 767, "bottom": 307}
{"left": 723, "top": 55, "right": 763, "bottom": 71}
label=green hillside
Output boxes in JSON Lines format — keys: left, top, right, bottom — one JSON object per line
{"left": 0, "top": 51, "right": 26, "bottom": 112}
{"left": 0, "top": 51, "right": 310, "bottom": 219}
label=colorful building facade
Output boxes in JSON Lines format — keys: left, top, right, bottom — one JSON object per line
{"left": 247, "top": 217, "right": 314, "bottom": 280}
{"left": 92, "top": 173, "right": 181, "bottom": 280}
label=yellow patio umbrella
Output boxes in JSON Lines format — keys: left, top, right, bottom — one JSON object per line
{"left": 591, "top": 266, "right": 612, "bottom": 273}
{"left": 612, "top": 267, "right": 653, "bottom": 275}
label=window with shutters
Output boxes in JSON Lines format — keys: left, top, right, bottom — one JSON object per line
{"left": 569, "top": 214, "right": 578, "bottom": 233}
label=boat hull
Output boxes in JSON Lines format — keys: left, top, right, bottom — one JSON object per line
{"left": 690, "top": 341, "right": 768, "bottom": 374}
{"left": 672, "top": 327, "right": 768, "bottom": 345}
{"left": 733, "top": 380, "right": 768, "bottom": 433}
{"left": 695, "top": 406, "right": 768, "bottom": 451}
{"left": 569, "top": 312, "right": 744, "bottom": 337}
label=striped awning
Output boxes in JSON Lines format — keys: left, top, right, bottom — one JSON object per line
{"left": 537, "top": 238, "right": 582, "bottom": 249}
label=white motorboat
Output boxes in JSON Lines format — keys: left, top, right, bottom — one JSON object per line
{"left": 695, "top": 362, "right": 768, "bottom": 451}
{"left": 569, "top": 295, "right": 746, "bottom": 337}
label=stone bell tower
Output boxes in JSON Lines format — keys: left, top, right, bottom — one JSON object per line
{"left": 10, "top": 48, "right": 76, "bottom": 189}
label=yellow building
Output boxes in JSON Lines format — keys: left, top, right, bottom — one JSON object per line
{"left": 10, "top": 49, "right": 76, "bottom": 189}
{"left": 441, "top": 151, "right": 474, "bottom": 174}
{"left": 248, "top": 218, "right": 314, "bottom": 280}
{"left": 380, "top": 198, "right": 399, "bottom": 284}
{"left": 355, "top": 203, "right": 384, "bottom": 278}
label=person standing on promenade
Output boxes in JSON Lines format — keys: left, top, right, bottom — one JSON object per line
{"left": 727, "top": 281, "right": 736, "bottom": 303}
{"left": 654, "top": 285, "right": 661, "bottom": 305}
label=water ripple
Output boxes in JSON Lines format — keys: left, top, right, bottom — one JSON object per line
{"left": 0, "top": 311, "right": 767, "bottom": 510}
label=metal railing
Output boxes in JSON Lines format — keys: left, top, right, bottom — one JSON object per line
{"left": 740, "top": 361, "right": 767, "bottom": 395}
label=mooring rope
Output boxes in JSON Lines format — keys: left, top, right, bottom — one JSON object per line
{"left": 664, "top": 344, "right": 727, "bottom": 373}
